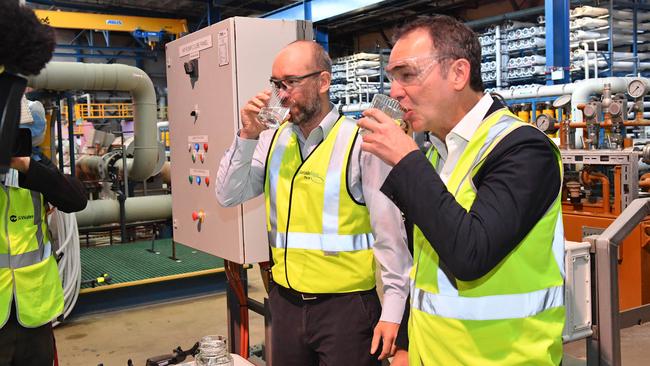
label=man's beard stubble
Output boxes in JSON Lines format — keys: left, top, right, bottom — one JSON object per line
{"left": 288, "top": 92, "right": 321, "bottom": 126}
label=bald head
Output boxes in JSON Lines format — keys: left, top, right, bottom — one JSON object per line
{"left": 270, "top": 40, "right": 332, "bottom": 132}
{"left": 273, "top": 40, "right": 331, "bottom": 75}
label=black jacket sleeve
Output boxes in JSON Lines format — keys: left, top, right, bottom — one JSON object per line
{"left": 380, "top": 126, "right": 560, "bottom": 281}
{"left": 19, "top": 155, "right": 88, "bottom": 213}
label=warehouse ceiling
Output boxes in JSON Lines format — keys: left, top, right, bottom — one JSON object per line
{"left": 27, "top": 0, "right": 538, "bottom": 32}
{"left": 27, "top": 0, "right": 298, "bottom": 20}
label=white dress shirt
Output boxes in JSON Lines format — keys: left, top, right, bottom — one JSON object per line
{"left": 216, "top": 105, "right": 412, "bottom": 323}
{"left": 429, "top": 93, "right": 494, "bottom": 184}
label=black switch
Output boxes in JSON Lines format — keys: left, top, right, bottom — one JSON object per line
{"left": 183, "top": 59, "right": 199, "bottom": 79}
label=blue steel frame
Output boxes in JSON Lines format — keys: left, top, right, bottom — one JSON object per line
{"left": 260, "top": 0, "right": 386, "bottom": 51}
{"left": 545, "top": 0, "right": 571, "bottom": 85}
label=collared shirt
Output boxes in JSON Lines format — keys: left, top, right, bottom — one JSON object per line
{"left": 391, "top": 95, "right": 561, "bottom": 350}
{"left": 382, "top": 97, "right": 560, "bottom": 281}
{"left": 216, "top": 105, "right": 412, "bottom": 323}
{"left": 430, "top": 93, "right": 494, "bottom": 182}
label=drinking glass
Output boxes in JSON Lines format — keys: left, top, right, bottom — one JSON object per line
{"left": 257, "top": 86, "right": 289, "bottom": 129}
{"left": 359, "top": 94, "right": 406, "bottom": 135}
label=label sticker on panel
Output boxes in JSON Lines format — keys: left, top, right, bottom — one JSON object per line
{"left": 179, "top": 35, "right": 212, "bottom": 58}
{"left": 188, "top": 135, "right": 209, "bottom": 143}
{"left": 218, "top": 29, "right": 229, "bottom": 66}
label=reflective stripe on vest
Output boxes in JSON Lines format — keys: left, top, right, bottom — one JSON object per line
{"left": 267, "top": 117, "right": 373, "bottom": 251}
{"left": 408, "top": 108, "right": 564, "bottom": 365}
{"left": 412, "top": 109, "right": 564, "bottom": 318}
{"left": 0, "top": 185, "right": 63, "bottom": 328}
{"left": 412, "top": 284, "right": 564, "bottom": 321}
{"left": 269, "top": 231, "right": 373, "bottom": 251}
{"left": 0, "top": 189, "right": 51, "bottom": 269}
{"left": 0, "top": 242, "right": 52, "bottom": 269}
{"left": 264, "top": 115, "right": 375, "bottom": 293}
{"left": 267, "top": 126, "right": 291, "bottom": 234}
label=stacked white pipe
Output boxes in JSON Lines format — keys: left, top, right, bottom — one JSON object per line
{"left": 569, "top": 5, "right": 650, "bottom": 77}
{"left": 330, "top": 53, "right": 390, "bottom": 104}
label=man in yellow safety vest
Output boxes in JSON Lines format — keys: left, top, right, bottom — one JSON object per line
{"left": 217, "top": 40, "right": 411, "bottom": 365}
{"left": 359, "top": 15, "right": 565, "bottom": 365}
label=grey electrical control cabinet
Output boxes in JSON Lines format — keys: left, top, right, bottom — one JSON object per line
{"left": 166, "top": 17, "right": 313, "bottom": 264}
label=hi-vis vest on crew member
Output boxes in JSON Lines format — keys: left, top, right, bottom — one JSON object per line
{"left": 0, "top": 185, "right": 63, "bottom": 328}
{"left": 409, "top": 107, "right": 565, "bottom": 365}
{"left": 264, "top": 116, "right": 375, "bottom": 293}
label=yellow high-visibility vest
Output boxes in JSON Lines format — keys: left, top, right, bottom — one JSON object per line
{"left": 0, "top": 185, "right": 63, "bottom": 328}
{"left": 264, "top": 116, "right": 375, "bottom": 293}
{"left": 409, "top": 108, "right": 565, "bottom": 365}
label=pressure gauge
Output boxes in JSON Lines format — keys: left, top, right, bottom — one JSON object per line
{"left": 609, "top": 101, "right": 622, "bottom": 117}
{"left": 583, "top": 103, "right": 598, "bottom": 118}
{"left": 553, "top": 94, "right": 571, "bottom": 109}
{"left": 535, "top": 113, "right": 557, "bottom": 133}
{"left": 627, "top": 79, "right": 647, "bottom": 98}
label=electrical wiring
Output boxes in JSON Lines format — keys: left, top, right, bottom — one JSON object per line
{"left": 224, "top": 261, "right": 250, "bottom": 358}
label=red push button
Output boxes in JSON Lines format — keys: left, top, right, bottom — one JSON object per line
{"left": 192, "top": 210, "right": 205, "bottom": 222}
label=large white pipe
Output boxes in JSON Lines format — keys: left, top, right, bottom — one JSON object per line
{"left": 496, "top": 83, "right": 575, "bottom": 100}
{"left": 75, "top": 195, "right": 171, "bottom": 228}
{"left": 27, "top": 62, "right": 158, "bottom": 181}
{"left": 497, "top": 77, "right": 650, "bottom": 123}
{"left": 569, "top": 78, "right": 650, "bottom": 123}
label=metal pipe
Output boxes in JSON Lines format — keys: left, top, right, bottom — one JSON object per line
{"left": 27, "top": 62, "right": 158, "bottom": 181}
{"left": 498, "top": 77, "right": 650, "bottom": 123}
{"left": 495, "top": 25, "right": 502, "bottom": 89}
{"left": 66, "top": 97, "right": 76, "bottom": 176}
{"left": 74, "top": 195, "right": 172, "bottom": 228}
{"left": 581, "top": 170, "right": 611, "bottom": 214}
{"left": 465, "top": 0, "right": 591, "bottom": 29}
{"left": 466, "top": 6, "right": 546, "bottom": 29}
{"left": 570, "top": 78, "right": 650, "bottom": 123}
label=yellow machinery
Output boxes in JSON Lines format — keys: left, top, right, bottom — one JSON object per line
{"left": 62, "top": 103, "right": 133, "bottom": 121}
{"left": 34, "top": 9, "right": 188, "bottom": 38}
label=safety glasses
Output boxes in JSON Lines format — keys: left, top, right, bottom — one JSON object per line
{"left": 385, "top": 54, "right": 444, "bottom": 86}
{"left": 269, "top": 70, "right": 324, "bottom": 91}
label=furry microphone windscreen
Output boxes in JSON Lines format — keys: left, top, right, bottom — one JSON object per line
{"left": 0, "top": 1, "right": 56, "bottom": 76}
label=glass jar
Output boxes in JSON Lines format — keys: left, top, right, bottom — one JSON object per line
{"left": 195, "top": 335, "right": 233, "bottom": 366}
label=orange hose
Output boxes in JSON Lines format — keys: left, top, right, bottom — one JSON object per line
{"left": 225, "top": 261, "right": 250, "bottom": 358}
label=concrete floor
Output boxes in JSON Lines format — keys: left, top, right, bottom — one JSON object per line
{"left": 54, "top": 274, "right": 267, "bottom": 366}
{"left": 55, "top": 273, "right": 650, "bottom": 365}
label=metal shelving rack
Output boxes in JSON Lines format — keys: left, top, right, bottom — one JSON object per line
{"left": 569, "top": 2, "right": 650, "bottom": 79}
{"left": 480, "top": 21, "right": 548, "bottom": 91}
{"left": 330, "top": 51, "right": 390, "bottom": 108}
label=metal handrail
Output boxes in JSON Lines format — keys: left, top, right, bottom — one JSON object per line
{"left": 586, "top": 197, "right": 650, "bottom": 365}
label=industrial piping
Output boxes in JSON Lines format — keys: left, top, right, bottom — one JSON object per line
{"left": 75, "top": 195, "right": 172, "bottom": 228}
{"left": 27, "top": 62, "right": 159, "bottom": 181}
{"left": 496, "top": 77, "right": 650, "bottom": 123}
{"left": 28, "top": 62, "right": 172, "bottom": 227}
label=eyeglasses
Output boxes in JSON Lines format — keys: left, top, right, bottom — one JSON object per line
{"left": 269, "top": 70, "right": 324, "bottom": 91}
{"left": 385, "top": 55, "right": 444, "bottom": 86}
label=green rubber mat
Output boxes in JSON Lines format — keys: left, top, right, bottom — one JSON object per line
{"left": 80, "top": 239, "right": 224, "bottom": 291}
